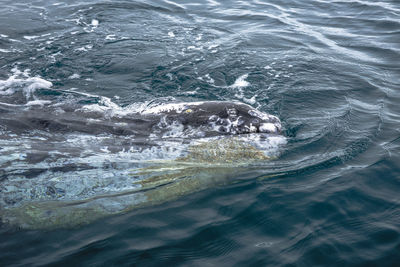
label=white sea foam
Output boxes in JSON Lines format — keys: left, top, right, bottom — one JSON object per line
{"left": 78, "top": 95, "right": 142, "bottom": 118}
{"left": 91, "top": 19, "right": 99, "bottom": 27}
{"left": 229, "top": 74, "right": 257, "bottom": 104}
{"left": 23, "top": 35, "right": 40, "bottom": 40}
{"left": 208, "top": 44, "right": 219, "bottom": 50}
{"left": 181, "top": 89, "right": 198, "bottom": 96}
{"left": 25, "top": 100, "right": 52, "bottom": 106}
{"left": 141, "top": 103, "right": 186, "bottom": 114}
{"left": 75, "top": 44, "right": 93, "bottom": 52}
{"left": 105, "top": 34, "right": 116, "bottom": 40}
{"left": 204, "top": 73, "right": 215, "bottom": 84}
{"left": 241, "top": 95, "right": 257, "bottom": 105}
{"left": 140, "top": 102, "right": 205, "bottom": 115}
{"left": 68, "top": 73, "right": 81, "bottom": 79}
{"left": 230, "top": 74, "right": 250, "bottom": 88}
{"left": 0, "top": 68, "right": 53, "bottom": 99}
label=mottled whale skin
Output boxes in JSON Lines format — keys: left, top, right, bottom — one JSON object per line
{"left": 142, "top": 101, "right": 282, "bottom": 135}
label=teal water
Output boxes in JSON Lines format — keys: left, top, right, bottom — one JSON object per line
{"left": 1, "top": 0, "right": 400, "bottom": 266}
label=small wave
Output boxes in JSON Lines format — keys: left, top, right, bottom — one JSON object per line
{"left": 229, "top": 74, "right": 250, "bottom": 89}
{"left": 0, "top": 68, "right": 52, "bottom": 101}
{"left": 0, "top": 48, "right": 12, "bottom": 53}
{"left": 228, "top": 74, "right": 258, "bottom": 105}
{"left": 23, "top": 35, "right": 40, "bottom": 40}
{"left": 25, "top": 100, "right": 52, "bottom": 106}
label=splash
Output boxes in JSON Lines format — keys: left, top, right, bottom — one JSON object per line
{"left": 230, "top": 74, "right": 250, "bottom": 88}
{"left": 0, "top": 67, "right": 52, "bottom": 101}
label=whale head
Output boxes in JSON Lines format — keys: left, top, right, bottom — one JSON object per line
{"left": 205, "top": 102, "right": 282, "bottom": 135}
{"left": 142, "top": 101, "right": 282, "bottom": 137}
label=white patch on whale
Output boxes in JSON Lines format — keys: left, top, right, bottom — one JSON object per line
{"left": 259, "top": 123, "right": 277, "bottom": 133}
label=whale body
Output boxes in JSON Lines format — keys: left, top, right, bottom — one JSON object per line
{"left": 0, "top": 100, "right": 285, "bottom": 229}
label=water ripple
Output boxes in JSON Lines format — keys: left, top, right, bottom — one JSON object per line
{"left": 1, "top": 0, "right": 400, "bottom": 266}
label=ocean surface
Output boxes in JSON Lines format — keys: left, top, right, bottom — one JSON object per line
{"left": 1, "top": 0, "right": 399, "bottom": 266}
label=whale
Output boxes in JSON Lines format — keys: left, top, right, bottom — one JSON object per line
{"left": 0, "top": 100, "right": 286, "bottom": 229}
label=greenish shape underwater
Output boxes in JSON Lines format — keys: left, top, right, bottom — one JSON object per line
{"left": 1, "top": 137, "right": 274, "bottom": 229}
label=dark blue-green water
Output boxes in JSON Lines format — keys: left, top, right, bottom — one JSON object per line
{"left": 1, "top": 0, "right": 400, "bottom": 266}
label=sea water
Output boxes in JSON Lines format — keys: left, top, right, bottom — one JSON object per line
{"left": 0, "top": 0, "right": 399, "bottom": 265}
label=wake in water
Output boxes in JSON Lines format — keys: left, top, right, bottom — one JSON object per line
{"left": 0, "top": 68, "right": 286, "bottom": 229}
